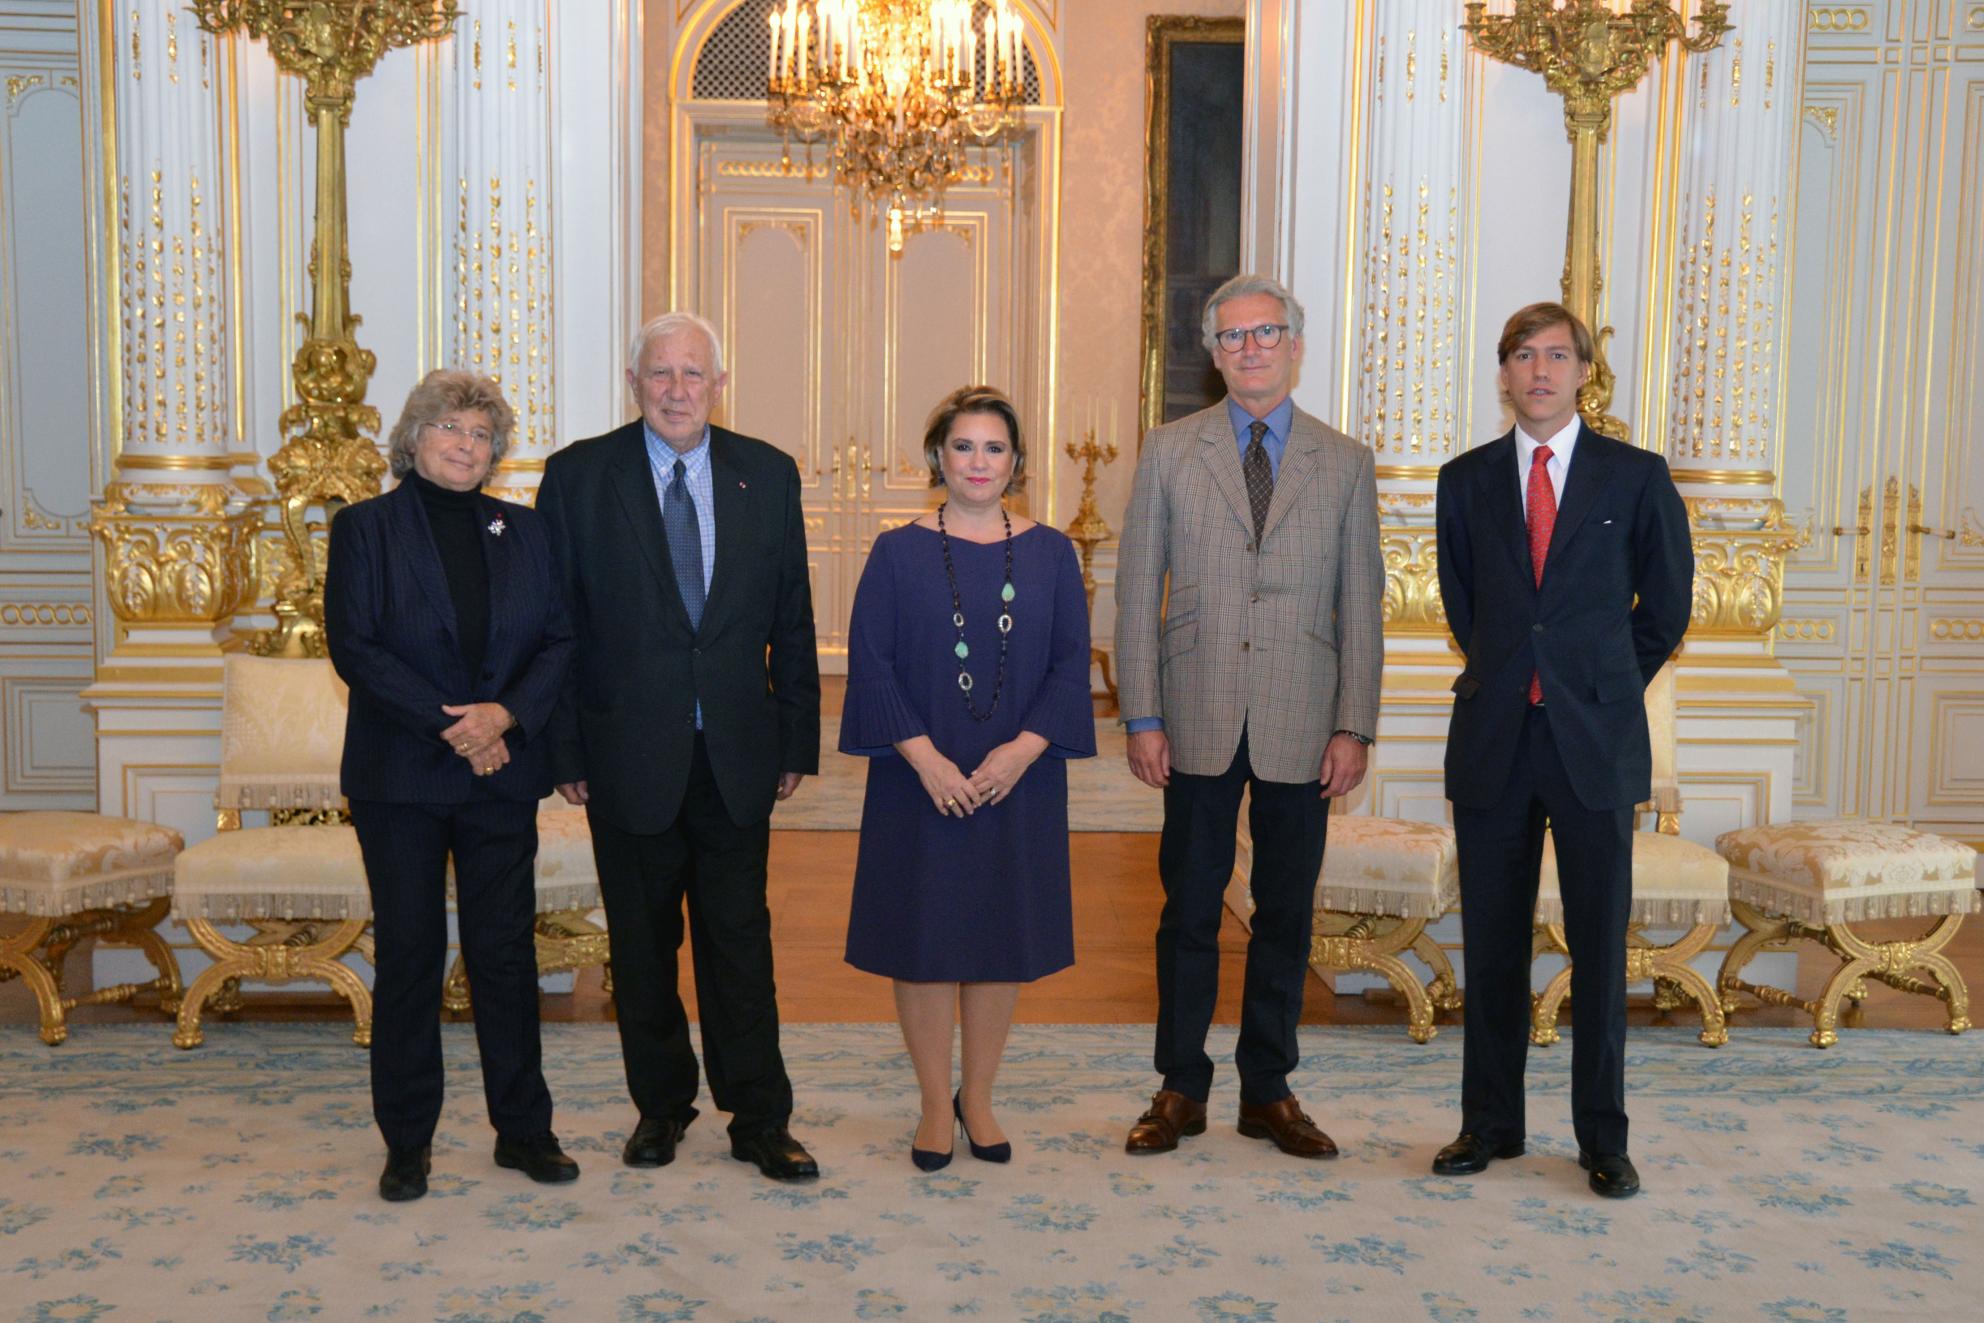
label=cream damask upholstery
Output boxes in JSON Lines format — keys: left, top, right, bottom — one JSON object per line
{"left": 172, "top": 824, "right": 369, "bottom": 924}
{"left": 1300, "top": 814, "right": 1462, "bottom": 1044}
{"left": 1530, "top": 662, "right": 1732, "bottom": 1047}
{"left": 170, "top": 656, "right": 373, "bottom": 1049}
{"left": 530, "top": 797, "right": 605, "bottom": 916}
{"left": 1315, "top": 816, "right": 1461, "bottom": 919}
{"left": 0, "top": 811, "right": 184, "bottom": 1045}
{"left": 1716, "top": 818, "right": 1976, "bottom": 1047}
{"left": 440, "top": 796, "right": 612, "bottom": 1013}
{"left": 1534, "top": 833, "right": 1729, "bottom": 930}
{"left": 215, "top": 654, "right": 349, "bottom": 812}
{"left": 1716, "top": 819, "right": 1979, "bottom": 925}
{"left": 1, "top": 812, "right": 181, "bottom": 916}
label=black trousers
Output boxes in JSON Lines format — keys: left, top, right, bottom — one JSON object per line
{"left": 1452, "top": 705, "right": 1633, "bottom": 1156}
{"left": 1155, "top": 727, "right": 1329, "bottom": 1104}
{"left": 588, "top": 734, "right": 793, "bottom": 1137}
{"left": 350, "top": 796, "right": 552, "bottom": 1151}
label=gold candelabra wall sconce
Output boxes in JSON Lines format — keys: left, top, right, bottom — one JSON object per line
{"left": 190, "top": 0, "right": 463, "bottom": 656}
{"left": 1463, "top": 0, "right": 1731, "bottom": 441}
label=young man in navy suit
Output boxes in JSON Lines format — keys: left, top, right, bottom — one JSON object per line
{"left": 1431, "top": 303, "right": 1693, "bottom": 1198}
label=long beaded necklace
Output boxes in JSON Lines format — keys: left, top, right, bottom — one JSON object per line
{"left": 937, "top": 500, "right": 1015, "bottom": 722}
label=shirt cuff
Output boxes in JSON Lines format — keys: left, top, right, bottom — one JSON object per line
{"left": 1124, "top": 717, "right": 1164, "bottom": 734}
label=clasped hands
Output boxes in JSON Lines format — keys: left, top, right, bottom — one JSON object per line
{"left": 901, "top": 732, "right": 1048, "bottom": 818}
{"left": 441, "top": 702, "right": 516, "bottom": 777}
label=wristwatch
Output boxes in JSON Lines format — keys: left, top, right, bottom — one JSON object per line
{"left": 1333, "top": 729, "right": 1374, "bottom": 747}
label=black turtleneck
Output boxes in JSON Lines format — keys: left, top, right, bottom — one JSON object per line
{"left": 406, "top": 468, "right": 490, "bottom": 687}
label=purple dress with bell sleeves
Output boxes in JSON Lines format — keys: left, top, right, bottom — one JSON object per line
{"left": 841, "top": 522, "right": 1096, "bottom": 982}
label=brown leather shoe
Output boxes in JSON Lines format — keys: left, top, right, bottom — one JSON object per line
{"left": 1124, "top": 1090, "right": 1207, "bottom": 1154}
{"left": 1237, "top": 1097, "right": 1338, "bottom": 1159}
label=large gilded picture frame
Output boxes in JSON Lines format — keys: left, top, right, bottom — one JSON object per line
{"left": 1139, "top": 15, "right": 1246, "bottom": 440}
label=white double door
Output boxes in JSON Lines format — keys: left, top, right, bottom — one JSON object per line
{"left": 672, "top": 110, "right": 1052, "bottom": 670}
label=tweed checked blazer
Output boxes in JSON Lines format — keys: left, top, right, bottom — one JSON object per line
{"left": 1114, "top": 399, "right": 1385, "bottom": 783}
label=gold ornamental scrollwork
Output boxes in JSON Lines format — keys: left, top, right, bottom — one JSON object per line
{"left": 1464, "top": 1, "right": 1731, "bottom": 441}
{"left": 88, "top": 484, "right": 261, "bottom": 624}
{"left": 192, "top": 0, "right": 462, "bottom": 656}
{"left": 1686, "top": 497, "right": 1807, "bottom": 637}
{"left": 1379, "top": 529, "right": 1447, "bottom": 634}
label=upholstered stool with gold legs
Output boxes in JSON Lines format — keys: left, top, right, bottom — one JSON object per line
{"left": 0, "top": 812, "right": 184, "bottom": 1044}
{"left": 1305, "top": 816, "right": 1462, "bottom": 1043}
{"left": 1531, "top": 829, "right": 1731, "bottom": 1048}
{"left": 441, "top": 796, "right": 610, "bottom": 1013}
{"left": 1715, "top": 819, "right": 1977, "bottom": 1048}
{"left": 170, "top": 655, "right": 374, "bottom": 1048}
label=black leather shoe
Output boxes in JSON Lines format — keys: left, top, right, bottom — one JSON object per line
{"left": 623, "top": 1116, "right": 690, "bottom": 1168}
{"left": 379, "top": 1145, "right": 430, "bottom": 1202}
{"left": 494, "top": 1132, "right": 580, "bottom": 1184}
{"left": 730, "top": 1127, "right": 819, "bottom": 1181}
{"left": 1431, "top": 1132, "right": 1526, "bottom": 1176}
{"left": 1579, "top": 1150, "right": 1641, "bottom": 1198}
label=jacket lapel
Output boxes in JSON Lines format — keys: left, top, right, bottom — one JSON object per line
{"left": 1478, "top": 431, "right": 1534, "bottom": 585}
{"left": 1545, "top": 423, "right": 1616, "bottom": 568}
{"left": 1199, "top": 407, "right": 1256, "bottom": 537}
{"left": 387, "top": 481, "right": 461, "bottom": 648}
{"left": 1258, "top": 416, "right": 1320, "bottom": 545}
{"left": 701, "top": 430, "right": 750, "bottom": 635}
{"left": 474, "top": 492, "right": 515, "bottom": 675}
{"left": 608, "top": 427, "right": 694, "bottom": 633}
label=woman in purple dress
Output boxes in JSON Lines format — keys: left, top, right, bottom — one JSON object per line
{"left": 842, "top": 385, "right": 1095, "bottom": 1170}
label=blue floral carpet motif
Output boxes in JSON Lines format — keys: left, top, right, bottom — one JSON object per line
{"left": 1, "top": 1023, "right": 1979, "bottom": 1321}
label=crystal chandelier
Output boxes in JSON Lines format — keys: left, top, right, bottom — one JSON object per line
{"left": 767, "top": 0, "right": 1026, "bottom": 252}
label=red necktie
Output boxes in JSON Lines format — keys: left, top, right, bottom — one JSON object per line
{"left": 1527, "top": 444, "right": 1556, "bottom": 705}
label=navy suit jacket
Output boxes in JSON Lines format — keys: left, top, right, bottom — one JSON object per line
{"left": 1435, "top": 424, "right": 1694, "bottom": 812}
{"left": 325, "top": 479, "right": 574, "bottom": 804}
{"left": 536, "top": 421, "right": 820, "bottom": 833}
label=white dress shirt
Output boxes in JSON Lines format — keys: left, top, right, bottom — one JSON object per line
{"left": 1515, "top": 417, "right": 1580, "bottom": 521}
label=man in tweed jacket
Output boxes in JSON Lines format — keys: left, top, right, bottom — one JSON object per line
{"left": 1114, "top": 274, "right": 1384, "bottom": 1159}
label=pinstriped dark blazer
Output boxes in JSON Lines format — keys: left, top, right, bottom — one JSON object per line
{"left": 325, "top": 479, "right": 574, "bottom": 804}
{"left": 1435, "top": 424, "right": 1693, "bottom": 811}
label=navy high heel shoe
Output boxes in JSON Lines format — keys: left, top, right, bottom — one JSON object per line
{"left": 910, "top": 1112, "right": 953, "bottom": 1172}
{"left": 954, "top": 1091, "right": 1012, "bottom": 1164}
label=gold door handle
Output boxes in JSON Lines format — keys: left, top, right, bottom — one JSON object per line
{"left": 1831, "top": 525, "right": 1871, "bottom": 536}
{"left": 1908, "top": 523, "right": 1957, "bottom": 541}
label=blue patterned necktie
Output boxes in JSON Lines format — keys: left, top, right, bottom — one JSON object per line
{"left": 665, "top": 458, "right": 705, "bottom": 630}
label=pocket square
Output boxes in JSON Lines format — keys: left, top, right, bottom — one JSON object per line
{"left": 1601, "top": 519, "right": 1615, "bottom": 525}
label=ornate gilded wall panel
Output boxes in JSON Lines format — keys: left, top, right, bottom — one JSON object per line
{"left": 1779, "top": 7, "right": 1984, "bottom": 828}
{"left": 0, "top": 7, "right": 95, "bottom": 808}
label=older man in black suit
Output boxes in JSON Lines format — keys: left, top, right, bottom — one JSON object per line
{"left": 1431, "top": 303, "right": 1693, "bottom": 1199}
{"left": 537, "top": 312, "right": 821, "bottom": 1181}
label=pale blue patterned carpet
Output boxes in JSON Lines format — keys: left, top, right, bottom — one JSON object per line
{"left": 2, "top": 1023, "right": 1980, "bottom": 1322}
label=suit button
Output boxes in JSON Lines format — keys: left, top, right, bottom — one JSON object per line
{"left": 1241, "top": 641, "right": 1251, "bottom": 651}
{"left": 1533, "top": 624, "right": 1544, "bottom": 633}
{"left": 692, "top": 647, "right": 702, "bottom": 657}
{"left": 1245, "top": 542, "right": 1256, "bottom": 554}
{"left": 1251, "top": 594, "right": 1261, "bottom": 604}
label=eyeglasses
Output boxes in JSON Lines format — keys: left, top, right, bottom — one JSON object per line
{"left": 426, "top": 420, "right": 495, "bottom": 446}
{"left": 1214, "top": 323, "right": 1289, "bottom": 352}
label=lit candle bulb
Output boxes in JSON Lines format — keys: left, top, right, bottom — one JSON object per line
{"left": 797, "top": 6, "right": 810, "bottom": 90}
{"left": 768, "top": 6, "right": 782, "bottom": 87}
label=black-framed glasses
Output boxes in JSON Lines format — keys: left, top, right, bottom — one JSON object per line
{"left": 426, "top": 419, "right": 495, "bottom": 446}
{"left": 1214, "top": 323, "right": 1288, "bottom": 352}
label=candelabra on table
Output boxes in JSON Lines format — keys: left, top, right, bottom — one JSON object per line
{"left": 1063, "top": 421, "right": 1120, "bottom": 705}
